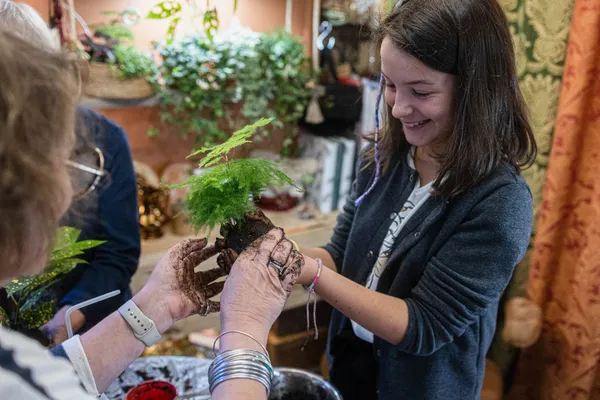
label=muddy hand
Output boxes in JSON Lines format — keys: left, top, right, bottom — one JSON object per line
{"left": 249, "top": 231, "right": 304, "bottom": 293}
{"left": 220, "top": 229, "right": 305, "bottom": 335}
{"left": 142, "top": 238, "right": 226, "bottom": 323}
{"left": 217, "top": 248, "right": 238, "bottom": 275}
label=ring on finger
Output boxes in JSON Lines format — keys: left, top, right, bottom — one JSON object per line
{"left": 198, "top": 305, "right": 210, "bottom": 317}
{"left": 268, "top": 259, "right": 286, "bottom": 277}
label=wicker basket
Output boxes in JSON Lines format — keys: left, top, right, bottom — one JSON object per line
{"left": 84, "top": 62, "right": 154, "bottom": 100}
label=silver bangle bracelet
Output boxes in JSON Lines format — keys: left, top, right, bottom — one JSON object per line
{"left": 208, "top": 348, "right": 274, "bottom": 395}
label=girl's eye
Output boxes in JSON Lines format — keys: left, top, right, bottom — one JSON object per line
{"left": 413, "top": 90, "right": 431, "bottom": 98}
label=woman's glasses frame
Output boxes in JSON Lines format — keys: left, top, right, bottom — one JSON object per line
{"left": 65, "top": 147, "right": 106, "bottom": 200}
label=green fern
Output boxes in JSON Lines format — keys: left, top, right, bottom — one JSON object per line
{"left": 173, "top": 118, "right": 298, "bottom": 232}
{"left": 188, "top": 117, "right": 273, "bottom": 168}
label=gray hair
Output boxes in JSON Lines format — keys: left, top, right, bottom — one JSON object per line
{"left": 0, "top": 1, "right": 59, "bottom": 49}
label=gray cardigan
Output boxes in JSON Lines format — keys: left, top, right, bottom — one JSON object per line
{"left": 324, "top": 149, "right": 532, "bottom": 399}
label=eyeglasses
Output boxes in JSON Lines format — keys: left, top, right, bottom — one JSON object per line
{"left": 65, "top": 147, "right": 107, "bottom": 200}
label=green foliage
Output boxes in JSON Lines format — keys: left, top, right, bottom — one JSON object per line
{"left": 190, "top": 118, "right": 273, "bottom": 168}
{"left": 149, "top": 29, "right": 312, "bottom": 152}
{"left": 172, "top": 119, "right": 298, "bottom": 232}
{"left": 180, "top": 159, "right": 296, "bottom": 232}
{"left": 18, "top": 302, "right": 55, "bottom": 330}
{"left": 93, "top": 24, "right": 135, "bottom": 41}
{"left": 147, "top": 1, "right": 183, "bottom": 19}
{"left": 109, "top": 44, "right": 157, "bottom": 80}
{"left": 146, "top": 1, "right": 241, "bottom": 42}
{"left": 0, "top": 227, "right": 104, "bottom": 331}
{"left": 203, "top": 8, "right": 219, "bottom": 41}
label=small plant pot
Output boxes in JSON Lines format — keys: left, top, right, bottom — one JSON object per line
{"left": 126, "top": 380, "right": 177, "bottom": 400}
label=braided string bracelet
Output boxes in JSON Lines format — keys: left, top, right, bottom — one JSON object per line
{"left": 301, "top": 258, "right": 323, "bottom": 350}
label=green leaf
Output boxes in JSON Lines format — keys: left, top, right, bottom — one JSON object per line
{"left": 12, "top": 260, "right": 79, "bottom": 297}
{"left": 53, "top": 227, "right": 81, "bottom": 251}
{"left": 17, "top": 300, "right": 55, "bottom": 330}
{"left": 147, "top": 1, "right": 182, "bottom": 19}
{"left": 189, "top": 118, "right": 274, "bottom": 168}
{"left": 5, "top": 277, "right": 36, "bottom": 297}
{"left": 203, "top": 8, "right": 219, "bottom": 41}
{"left": 148, "top": 127, "right": 161, "bottom": 137}
{"left": 20, "top": 288, "right": 50, "bottom": 312}
{"left": 50, "top": 240, "right": 106, "bottom": 263}
{"left": 233, "top": 0, "right": 239, "bottom": 12}
{"left": 0, "top": 306, "right": 9, "bottom": 328}
{"left": 5, "top": 234, "right": 103, "bottom": 297}
{"left": 166, "top": 16, "right": 181, "bottom": 44}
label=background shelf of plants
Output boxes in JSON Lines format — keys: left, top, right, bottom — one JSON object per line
{"left": 88, "top": 2, "right": 313, "bottom": 154}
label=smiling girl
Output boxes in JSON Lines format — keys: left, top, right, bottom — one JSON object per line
{"left": 293, "top": 0, "right": 538, "bottom": 398}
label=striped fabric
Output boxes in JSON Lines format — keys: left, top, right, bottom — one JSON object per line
{"left": 0, "top": 327, "right": 96, "bottom": 399}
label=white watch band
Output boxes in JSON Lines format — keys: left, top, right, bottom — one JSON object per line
{"left": 118, "top": 299, "right": 161, "bottom": 347}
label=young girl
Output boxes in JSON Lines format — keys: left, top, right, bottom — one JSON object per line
{"left": 296, "top": 0, "right": 537, "bottom": 398}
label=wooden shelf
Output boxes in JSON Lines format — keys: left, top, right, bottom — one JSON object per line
{"left": 80, "top": 96, "right": 160, "bottom": 110}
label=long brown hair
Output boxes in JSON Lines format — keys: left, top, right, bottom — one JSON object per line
{"left": 0, "top": 30, "right": 82, "bottom": 279}
{"left": 368, "top": 0, "right": 537, "bottom": 198}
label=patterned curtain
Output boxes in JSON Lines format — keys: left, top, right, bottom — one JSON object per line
{"left": 487, "top": 0, "right": 574, "bottom": 377}
{"left": 508, "top": 0, "right": 600, "bottom": 397}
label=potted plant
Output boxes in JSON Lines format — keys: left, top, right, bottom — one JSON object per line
{"left": 171, "top": 118, "right": 300, "bottom": 254}
{"left": 80, "top": 9, "right": 156, "bottom": 99}
{"left": 0, "top": 227, "right": 104, "bottom": 345}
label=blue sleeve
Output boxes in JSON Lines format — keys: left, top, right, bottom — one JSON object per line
{"left": 60, "top": 111, "right": 140, "bottom": 326}
{"left": 396, "top": 183, "right": 533, "bottom": 356}
{"left": 49, "top": 344, "right": 68, "bottom": 360}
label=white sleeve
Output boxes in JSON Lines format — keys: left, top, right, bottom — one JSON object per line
{"left": 0, "top": 328, "right": 97, "bottom": 400}
{"left": 61, "top": 335, "right": 101, "bottom": 396}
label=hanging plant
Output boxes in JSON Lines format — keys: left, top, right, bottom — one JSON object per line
{"left": 149, "top": 28, "right": 312, "bottom": 154}
{"left": 82, "top": 9, "right": 156, "bottom": 81}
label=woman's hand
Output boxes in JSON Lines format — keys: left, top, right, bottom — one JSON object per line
{"left": 40, "top": 306, "right": 86, "bottom": 346}
{"left": 219, "top": 228, "right": 304, "bottom": 345}
{"left": 134, "top": 238, "right": 226, "bottom": 332}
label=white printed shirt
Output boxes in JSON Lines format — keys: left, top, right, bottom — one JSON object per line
{"left": 352, "top": 152, "right": 434, "bottom": 343}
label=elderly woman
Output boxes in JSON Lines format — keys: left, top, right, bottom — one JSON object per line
{"left": 0, "top": 29, "right": 307, "bottom": 400}
{"left": 0, "top": 0, "right": 141, "bottom": 345}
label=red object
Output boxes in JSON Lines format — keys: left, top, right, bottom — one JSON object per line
{"left": 126, "top": 380, "right": 177, "bottom": 400}
{"left": 338, "top": 77, "right": 361, "bottom": 87}
{"left": 256, "top": 193, "right": 300, "bottom": 211}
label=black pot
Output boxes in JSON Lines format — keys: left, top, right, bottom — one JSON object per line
{"left": 269, "top": 368, "right": 343, "bottom": 400}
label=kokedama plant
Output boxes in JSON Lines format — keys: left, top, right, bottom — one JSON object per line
{"left": 171, "top": 118, "right": 299, "bottom": 254}
{"left": 0, "top": 227, "right": 104, "bottom": 345}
